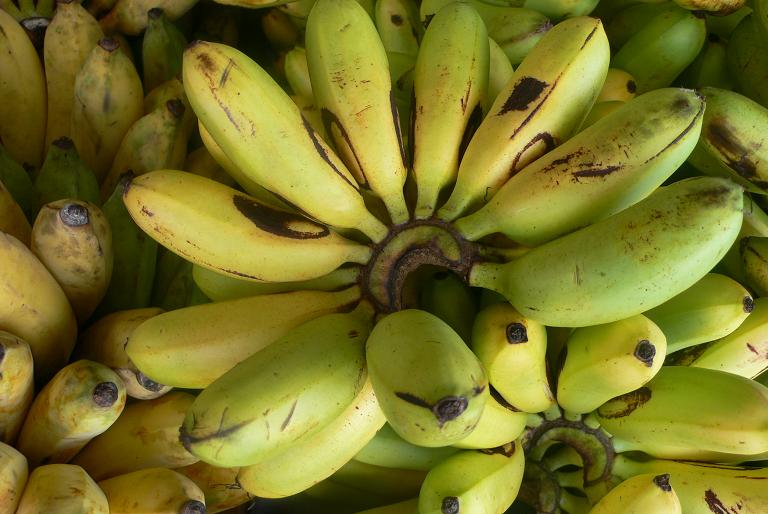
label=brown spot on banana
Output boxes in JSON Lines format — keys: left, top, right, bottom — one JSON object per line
{"left": 633, "top": 340, "right": 656, "bottom": 367}
{"left": 653, "top": 474, "right": 672, "bottom": 492}
{"left": 704, "top": 489, "right": 731, "bottom": 513}
{"left": 92, "top": 382, "right": 119, "bottom": 407}
{"left": 706, "top": 118, "right": 759, "bottom": 181}
{"left": 321, "top": 108, "right": 368, "bottom": 187}
{"left": 219, "top": 58, "right": 235, "bottom": 87}
{"left": 390, "top": 14, "right": 403, "bottom": 25}
{"left": 597, "top": 387, "right": 652, "bottom": 418}
{"left": 300, "top": 115, "right": 359, "bottom": 190}
{"left": 232, "top": 195, "right": 330, "bottom": 239}
{"left": 506, "top": 323, "right": 528, "bottom": 344}
{"left": 280, "top": 400, "right": 298, "bottom": 431}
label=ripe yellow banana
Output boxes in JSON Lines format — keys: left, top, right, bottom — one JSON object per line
{"left": 183, "top": 145, "right": 237, "bottom": 188}
{"left": 588, "top": 473, "right": 681, "bottom": 514}
{"left": 15, "top": 464, "right": 108, "bottom": 513}
{"left": 485, "top": 38, "right": 514, "bottom": 115}
{"left": 0, "top": 441, "right": 27, "bottom": 513}
{"left": 98, "top": 467, "right": 206, "bottom": 514}
{"left": 451, "top": 393, "right": 529, "bottom": 450}
{"left": 176, "top": 461, "right": 251, "bottom": 514}
{"left": 595, "top": 68, "right": 637, "bottom": 103}
{"left": 0, "top": 332, "right": 33, "bottom": 445}
{"left": 0, "top": 179, "right": 31, "bottom": 245}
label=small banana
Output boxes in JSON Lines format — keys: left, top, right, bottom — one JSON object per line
{"left": 261, "top": 8, "right": 300, "bottom": 50}
{"left": 98, "top": 467, "right": 206, "bottom": 514}
{"left": 715, "top": 193, "right": 768, "bottom": 285}
{"left": 588, "top": 473, "right": 681, "bottom": 514}
{"left": 0, "top": 441, "right": 27, "bottom": 513}
{"left": 99, "top": 0, "right": 198, "bottom": 35}
{"left": 283, "top": 46, "right": 313, "bottom": 99}
{"left": 644, "top": 273, "right": 754, "bottom": 354}
{"left": 419, "top": 271, "right": 477, "bottom": 344}
{"left": 0, "top": 179, "right": 31, "bottom": 245}
{"left": 595, "top": 68, "right": 637, "bottom": 103}
{"left": 183, "top": 145, "right": 236, "bottom": 188}
{"left": 126, "top": 286, "right": 362, "bottom": 389}
{"left": 70, "top": 391, "right": 198, "bottom": 480}
{"left": 142, "top": 8, "right": 186, "bottom": 92}
{"left": 0, "top": 332, "right": 33, "bottom": 445}
{"left": 485, "top": 38, "right": 514, "bottom": 115}
{"left": 470, "top": 302, "right": 554, "bottom": 413}
{"left": 15, "top": 464, "right": 108, "bottom": 514}
{"left": 0, "top": 143, "right": 36, "bottom": 222}
{"left": 469, "top": 177, "right": 744, "bottom": 327}
{"left": 176, "top": 461, "right": 251, "bottom": 514}
{"left": 451, "top": 393, "right": 529, "bottom": 450}
{"left": 143, "top": 77, "right": 196, "bottom": 141}
{"left": 726, "top": 14, "right": 768, "bottom": 108}
{"left": 556, "top": 314, "right": 666, "bottom": 415}
{"left": 33, "top": 137, "right": 101, "bottom": 209}
{"left": 742, "top": 236, "right": 768, "bottom": 295}
{"left": 354, "top": 423, "right": 459, "bottom": 471}
{"left": 678, "top": 34, "right": 734, "bottom": 90}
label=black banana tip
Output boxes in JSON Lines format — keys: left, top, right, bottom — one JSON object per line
{"left": 743, "top": 296, "right": 755, "bottom": 313}
{"left": 166, "top": 98, "right": 186, "bottom": 118}
{"left": 147, "top": 7, "right": 164, "bottom": 19}
{"left": 653, "top": 474, "right": 672, "bottom": 492}
{"left": 98, "top": 37, "right": 120, "bottom": 52}
{"left": 180, "top": 500, "right": 206, "bottom": 514}
{"left": 117, "top": 170, "right": 136, "bottom": 196}
{"left": 432, "top": 396, "right": 468, "bottom": 424}
{"left": 92, "top": 382, "right": 119, "bottom": 407}
{"left": 136, "top": 371, "right": 165, "bottom": 392}
{"left": 633, "top": 340, "right": 656, "bottom": 367}
{"left": 60, "top": 203, "right": 90, "bottom": 227}
{"left": 52, "top": 136, "right": 74, "bottom": 150}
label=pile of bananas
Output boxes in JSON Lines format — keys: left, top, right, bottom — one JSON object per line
{"left": 2, "top": 0, "right": 768, "bottom": 510}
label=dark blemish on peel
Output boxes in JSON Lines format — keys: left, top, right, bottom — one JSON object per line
{"left": 232, "top": 195, "right": 330, "bottom": 239}
{"left": 498, "top": 77, "right": 548, "bottom": 114}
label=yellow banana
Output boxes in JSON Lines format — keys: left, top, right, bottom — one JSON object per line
{"left": 595, "top": 68, "right": 637, "bottom": 103}
{"left": 354, "top": 423, "right": 459, "bottom": 471}
{"left": 0, "top": 332, "right": 33, "bottom": 444}
{"left": 742, "top": 235, "right": 768, "bottom": 295}
{"left": 587, "top": 473, "right": 681, "bottom": 514}
{"left": 99, "top": 0, "right": 199, "bottom": 35}
{"left": 283, "top": 45, "right": 313, "bottom": 99}
{"left": 0, "top": 441, "right": 27, "bottom": 513}
{"left": 374, "top": 0, "right": 421, "bottom": 56}
{"left": 176, "top": 461, "right": 252, "bottom": 514}
{"left": 15, "top": 464, "right": 108, "bottom": 513}
{"left": 98, "top": 467, "right": 206, "bottom": 514}
{"left": 0, "top": 178, "right": 31, "bottom": 245}
{"left": 451, "top": 393, "right": 529, "bottom": 450}
{"left": 183, "top": 145, "right": 236, "bottom": 188}
{"left": 143, "top": 77, "right": 196, "bottom": 142}
{"left": 485, "top": 37, "right": 514, "bottom": 115}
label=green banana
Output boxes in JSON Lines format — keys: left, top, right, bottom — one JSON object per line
{"left": 727, "top": 14, "right": 768, "bottom": 108}
{"left": 97, "top": 467, "right": 206, "bottom": 514}
{"left": 587, "top": 473, "right": 681, "bottom": 514}
{"left": 15, "top": 464, "right": 108, "bottom": 514}
{"left": 451, "top": 393, "right": 529, "bottom": 450}
{"left": 469, "top": 176, "right": 744, "bottom": 327}
{"left": 485, "top": 38, "right": 514, "bottom": 115}
{"left": 34, "top": 137, "right": 101, "bottom": 209}
{"left": 742, "top": 236, "right": 768, "bottom": 295}
{"left": 0, "top": 178, "right": 31, "bottom": 245}
{"left": 437, "top": 16, "right": 610, "bottom": 221}
{"left": 354, "top": 423, "right": 459, "bottom": 471}
{"left": 644, "top": 273, "right": 754, "bottom": 354}
{"left": 150, "top": 248, "right": 208, "bottom": 311}
{"left": 706, "top": 5, "right": 751, "bottom": 37}
{"left": 717, "top": 193, "right": 768, "bottom": 284}
{"left": 556, "top": 314, "right": 666, "bottom": 415}
{"left": 410, "top": 1, "right": 488, "bottom": 219}
{"left": 453, "top": 88, "right": 705, "bottom": 246}
{"left": 353, "top": 499, "right": 419, "bottom": 514}
{"left": 329, "top": 458, "right": 427, "bottom": 501}
{"left": 678, "top": 34, "right": 734, "bottom": 90}
{"left": 283, "top": 45, "right": 313, "bottom": 100}
{"left": 374, "top": 0, "right": 421, "bottom": 56}
{"left": 176, "top": 461, "right": 251, "bottom": 514}
{"left": 366, "top": 309, "right": 488, "bottom": 447}
{"left": 0, "top": 332, "right": 33, "bottom": 445}
{"left": 0, "top": 143, "right": 36, "bottom": 222}
{"left": 419, "top": 270, "right": 477, "bottom": 344}
{"left": 142, "top": 7, "right": 187, "bottom": 93}
{"left": 0, "top": 441, "right": 27, "bottom": 513}
{"left": 180, "top": 310, "right": 371, "bottom": 467}
{"left": 604, "top": 2, "right": 677, "bottom": 51}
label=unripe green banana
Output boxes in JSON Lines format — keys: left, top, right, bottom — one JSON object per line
{"left": 437, "top": 16, "right": 610, "bottom": 220}
{"left": 353, "top": 499, "right": 419, "bottom": 514}
{"left": 588, "top": 473, "right": 681, "bottom": 514}
{"left": 99, "top": 0, "right": 198, "bottom": 35}
{"left": 354, "top": 423, "right": 459, "bottom": 471}
{"left": 176, "top": 461, "right": 251, "bottom": 514}
{"left": 727, "top": 14, "right": 768, "bottom": 108}
{"left": 742, "top": 236, "right": 768, "bottom": 295}
{"left": 374, "top": 0, "right": 421, "bottom": 56}
{"left": 707, "top": 5, "right": 751, "bottom": 37}
{"left": 485, "top": 38, "right": 514, "bottom": 115}
{"left": 0, "top": 143, "right": 36, "bottom": 222}
{"left": 454, "top": 88, "right": 704, "bottom": 246}
{"left": 98, "top": 467, "right": 206, "bottom": 514}
{"left": 15, "top": 464, "right": 108, "bottom": 514}
{"left": 34, "top": 137, "right": 101, "bottom": 210}
{"left": 142, "top": 8, "right": 187, "bottom": 92}
{"left": 183, "top": 40, "right": 388, "bottom": 242}
{"left": 0, "top": 441, "right": 27, "bottom": 513}
{"left": 0, "top": 332, "right": 33, "bottom": 444}
{"left": 0, "top": 179, "right": 31, "bottom": 245}
{"left": 644, "top": 273, "right": 754, "bottom": 354}
{"left": 470, "top": 302, "right": 554, "bottom": 413}
{"left": 330, "top": 458, "right": 427, "bottom": 501}
{"left": 451, "top": 393, "right": 528, "bottom": 449}
{"left": 418, "top": 443, "right": 525, "bottom": 514}
{"left": 16, "top": 359, "right": 126, "bottom": 467}
{"left": 70, "top": 391, "right": 198, "bottom": 480}
{"left": 150, "top": 249, "right": 209, "bottom": 311}
{"left": 717, "top": 193, "right": 768, "bottom": 284}
{"left": 524, "top": 0, "right": 600, "bottom": 20}
{"left": 181, "top": 310, "right": 371, "bottom": 467}
{"left": 366, "top": 309, "right": 489, "bottom": 447}
{"left": 556, "top": 314, "right": 666, "bottom": 415}
{"left": 411, "top": 2, "right": 488, "bottom": 219}
{"left": 127, "top": 286, "right": 362, "bottom": 389}
{"left": 678, "top": 34, "right": 734, "bottom": 90}
{"left": 419, "top": 271, "right": 477, "bottom": 344}
{"left": 596, "top": 366, "right": 768, "bottom": 462}
{"left": 283, "top": 46, "right": 313, "bottom": 99}
{"left": 469, "top": 177, "right": 744, "bottom": 327}
{"left": 603, "top": 1, "right": 677, "bottom": 51}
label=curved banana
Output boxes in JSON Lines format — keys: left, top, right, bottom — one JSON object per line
{"left": 644, "top": 273, "right": 753, "bottom": 354}
{"left": 454, "top": 88, "right": 704, "bottom": 246}
{"left": 183, "top": 145, "right": 236, "bottom": 188}
{"left": 411, "top": 2, "right": 488, "bottom": 219}
{"left": 470, "top": 302, "right": 554, "bottom": 413}
{"left": 143, "top": 77, "right": 196, "bottom": 141}
{"left": 588, "top": 473, "right": 681, "bottom": 514}
{"left": 142, "top": 8, "right": 186, "bottom": 92}
{"left": 0, "top": 332, "right": 33, "bottom": 445}
{"left": 0, "top": 441, "right": 27, "bottom": 513}
{"left": 595, "top": 68, "right": 637, "bottom": 103}
{"left": 0, "top": 143, "right": 36, "bottom": 221}
{"left": 99, "top": 0, "right": 198, "bottom": 35}
{"left": 485, "top": 38, "right": 514, "bottom": 115}
{"left": 678, "top": 34, "right": 734, "bottom": 90}
{"left": 437, "top": 16, "right": 609, "bottom": 221}
{"left": 726, "top": 14, "right": 768, "bottom": 108}
{"left": 451, "top": 393, "right": 529, "bottom": 450}
{"left": 469, "top": 176, "right": 744, "bottom": 327}
{"left": 0, "top": 179, "right": 31, "bottom": 245}
{"left": 98, "top": 467, "right": 206, "bottom": 514}
{"left": 34, "top": 137, "right": 101, "bottom": 209}
{"left": 283, "top": 46, "right": 313, "bottom": 99}
{"left": 176, "top": 461, "right": 251, "bottom": 514}
{"left": 15, "top": 464, "right": 108, "bottom": 514}
{"left": 419, "top": 271, "right": 477, "bottom": 344}
{"left": 354, "top": 423, "right": 459, "bottom": 471}
{"left": 742, "top": 236, "right": 768, "bottom": 295}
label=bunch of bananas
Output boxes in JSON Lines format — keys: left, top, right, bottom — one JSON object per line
{"left": 3, "top": 0, "right": 768, "bottom": 511}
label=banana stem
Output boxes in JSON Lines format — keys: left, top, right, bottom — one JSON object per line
{"left": 467, "top": 261, "right": 506, "bottom": 292}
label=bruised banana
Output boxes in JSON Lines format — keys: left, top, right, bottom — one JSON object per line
{"left": 15, "top": 464, "right": 108, "bottom": 514}
{"left": 0, "top": 441, "right": 27, "bottom": 513}
{"left": 469, "top": 176, "right": 744, "bottom": 327}
{"left": 0, "top": 332, "right": 33, "bottom": 445}
{"left": 587, "top": 473, "right": 681, "bottom": 514}
{"left": 98, "top": 467, "right": 206, "bottom": 514}
{"left": 354, "top": 423, "right": 459, "bottom": 471}
{"left": 176, "top": 461, "right": 251, "bottom": 514}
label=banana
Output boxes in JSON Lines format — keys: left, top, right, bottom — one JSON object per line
{"left": 453, "top": 88, "right": 704, "bottom": 246}
{"left": 123, "top": 170, "right": 373, "bottom": 283}
{"left": 596, "top": 365, "right": 768, "bottom": 462}
{"left": 180, "top": 310, "right": 372, "bottom": 467}
{"left": 176, "top": 461, "right": 251, "bottom": 514}
{"left": 98, "top": 467, "right": 206, "bottom": 514}
{"left": 374, "top": 0, "right": 421, "bottom": 56}
{"left": 261, "top": 8, "right": 300, "bottom": 50}
{"left": 0, "top": 441, "right": 27, "bottom": 513}
{"left": 329, "top": 459, "right": 427, "bottom": 501}
{"left": 525, "top": 0, "right": 601, "bottom": 20}
{"left": 0, "top": 231, "right": 78, "bottom": 384}
{"left": 674, "top": 0, "right": 743, "bottom": 13}
{"left": 687, "top": 87, "right": 768, "bottom": 195}
{"left": 182, "top": 40, "right": 388, "bottom": 242}
{"left": 644, "top": 273, "right": 754, "bottom": 354}
{"left": 71, "top": 37, "right": 144, "bottom": 183}
{"left": 31, "top": 200, "right": 113, "bottom": 323}
{"left": 742, "top": 236, "right": 768, "bottom": 295}
{"left": 99, "top": 0, "right": 198, "bottom": 35}
{"left": 678, "top": 34, "right": 734, "bottom": 90}
{"left": 126, "top": 286, "right": 361, "bottom": 389}
{"left": 15, "top": 359, "right": 126, "bottom": 467}
{"left": 76, "top": 307, "right": 171, "bottom": 400}
{"left": 0, "top": 178, "right": 31, "bottom": 245}
{"left": 15, "top": 464, "right": 108, "bottom": 514}
{"left": 419, "top": 271, "right": 477, "bottom": 344}
{"left": 451, "top": 393, "right": 529, "bottom": 450}
{"left": 587, "top": 473, "right": 681, "bottom": 514}
{"left": 437, "top": 16, "right": 610, "bottom": 221}
{"left": 283, "top": 46, "right": 313, "bottom": 99}
{"left": 418, "top": 443, "right": 525, "bottom": 514}
{"left": 0, "top": 9, "right": 46, "bottom": 169}
{"left": 70, "top": 391, "right": 198, "bottom": 480}
{"left": 0, "top": 332, "right": 33, "bottom": 445}
{"left": 143, "top": 77, "right": 196, "bottom": 141}
{"left": 707, "top": 5, "right": 751, "bottom": 37}
{"left": 0, "top": 143, "right": 36, "bottom": 221}
{"left": 354, "top": 423, "right": 459, "bottom": 471}
{"left": 43, "top": 0, "right": 104, "bottom": 149}
{"left": 410, "top": 2, "right": 488, "bottom": 219}
{"left": 33, "top": 137, "right": 101, "bottom": 210}
{"left": 468, "top": 176, "right": 744, "bottom": 327}
{"left": 727, "top": 14, "right": 768, "bottom": 108}
{"left": 299, "top": 475, "right": 404, "bottom": 512}
{"left": 485, "top": 38, "right": 514, "bottom": 115}
{"left": 236, "top": 373, "right": 385, "bottom": 498}
{"left": 579, "top": 100, "right": 625, "bottom": 129}
{"left": 470, "top": 302, "right": 554, "bottom": 413}
{"left": 366, "top": 309, "right": 488, "bottom": 447}
{"left": 183, "top": 145, "right": 236, "bottom": 188}
{"left": 150, "top": 249, "right": 207, "bottom": 311}
{"left": 353, "top": 499, "right": 419, "bottom": 514}
{"left": 594, "top": 68, "right": 637, "bottom": 103}
{"left": 716, "top": 193, "right": 768, "bottom": 284}
{"left": 142, "top": 8, "right": 187, "bottom": 92}
{"left": 556, "top": 314, "right": 666, "bottom": 415}
{"left": 305, "top": 0, "right": 409, "bottom": 225}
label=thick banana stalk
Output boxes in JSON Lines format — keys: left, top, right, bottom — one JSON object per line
{"left": 0, "top": 179, "right": 31, "bottom": 245}
{"left": 411, "top": 2, "right": 488, "bottom": 219}
{"left": 366, "top": 309, "right": 488, "bottom": 447}
{"left": 470, "top": 303, "right": 554, "bottom": 413}
{"left": 306, "top": 0, "right": 409, "bottom": 224}
{"left": 485, "top": 38, "right": 514, "bottom": 114}
{"left": 556, "top": 314, "right": 666, "bottom": 415}
{"left": 596, "top": 366, "right": 768, "bottom": 461}
{"left": 437, "top": 16, "right": 610, "bottom": 220}
{"left": 727, "top": 14, "right": 768, "bottom": 109}
{"left": 98, "top": 467, "right": 206, "bottom": 514}
{"left": 71, "top": 37, "right": 144, "bottom": 183}
{"left": 31, "top": 200, "right": 113, "bottom": 323}
{"left": 454, "top": 88, "right": 704, "bottom": 246}
{"left": 742, "top": 236, "right": 768, "bottom": 295}
{"left": 0, "top": 231, "right": 78, "bottom": 384}
{"left": 451, "top": 393, "right": 528, "bottom": 449}
{"left": 0, "top": 332, "right": 33, "bottom": 445}
{"left": 142, "top": 8, "right": 186, "bottom": 92}
{"left": 644, "top": 273, "right": 754, "bottom": 354}
{"left": 0, "top": 143, "right": 36, "bottom": 221}
{"left": 34, "top": 137, "right": 101, "bottom": 209}
{"left": 70, "top": 391, "right": 198, "bottom": 480}
{"left": 469, "top": 177, "right": 744, "bottom": 327}
{"left": 126, "top": 286, "right": 362, "bottom": 389}
{"left": 43, "top": 0, "right": 103, "bottom": 149}
{"left": 76, "top": 307, "right": 171, "bottom": 400}
{"left": 124, "top": 170, "right": 373, "bottom": 283}
{"left": 418, "top": 444, "right": 525, "bottom": 514}
{"left": 0, "top": 9, "right": 46, "bottom": 169}
{"left": 0, "top": 441, "right": 27, "bottom": 513}
{"left": 15, "top": 464, "right": 108, "bottom": 514}
{"left": 678, "top": 34, "right": 734, "bottom": 90}
{"left": 236, "top": 374, "right": 386, "bottom": 498}
{"left": 354, "top": 423, "right": 459, "bottom": 471}
{"left": 419, "top": 271, "right": 477, "bottom": 344}
{"left": 16, "top": 359, "right": 126, "bottom": 467}
{"left": 100, "top": 0, "right": 198, "bottom": 35}
{"left": 374, "top": 0, "right": 421, "bottom": 56}
{"left": 176, "top": 461, "right": 251, "bottom": 514}
{"left": 588, "top": 473, "right": 681, "bottom": 514}
{"left": 182, "top": 41, "right": 388, "bottom": 242}
{"left": 181, "top": 311, "right": 372, "bottom": 467}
